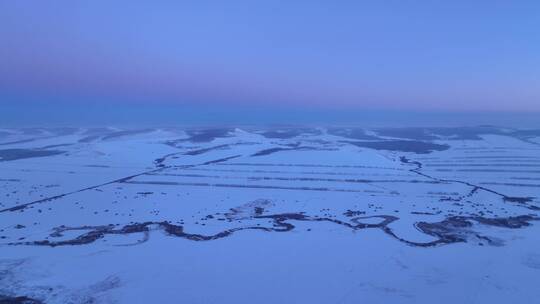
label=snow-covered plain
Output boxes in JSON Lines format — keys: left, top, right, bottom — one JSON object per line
{"left": 1, "top": 126, "right": 539, "bottom": 304}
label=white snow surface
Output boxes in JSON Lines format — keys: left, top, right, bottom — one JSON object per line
{"left": 1, "top": 126, "right": 539, "bottom": 304}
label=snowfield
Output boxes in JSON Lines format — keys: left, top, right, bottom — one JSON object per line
{"left": 1, "top": 126, "right": 540, "bottom": 304}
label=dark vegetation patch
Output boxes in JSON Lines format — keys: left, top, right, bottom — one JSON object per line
{"left": 343, "top": 210, "right": 366, "bottom": 217}
{"left": 0, "top": 139, "right": 39, "bottom": 146}
{"left": 0, "top": 295, "right": 43, "bottom": 304}
{"left": 411, "top": 211, "right": 437, "bottom": 215}
{"left": 39, "top": 144, "right": 73, "bottom": 149}
{"left": 511, "top": 129, "right": 540, "bottom": 137}
{"left": 101, "top": 129, "right": 154, "bottom": 140}
{"left": 164, "top": 128, "right": 234, "bottom": 147}
{"left": 374, "top": 128, "right": 439, "bottom": 140}
{"left": 426, "top": 126, "right": 506, "bottom": 140}
{"left": 414, "top": 216, "right": 474, "bottom": 245}
{"left": 344, "top": 140, "right": 449, "bottom": 154}
{"left": 186, "top": 128, "right": 234, "bottom": 142}
{"left": 331, "top": 126, "right": 511, "bottom": 141}
{"left": 473, "top": 215, "right": 536, "bottom": 228}
{"left": 510, "top": 129, "right": 540, "bottom": 144}
{"left": 0, "top": 149, "right": 65, "bottom": 162}
{"left": 184, "top": 144, "right": 230, "bottom": 156}
{"left": 503, "top": 196, "right": 534, "bottom": 204}
{"left": 77, "top": 127, "right": 117, "bottom": 142}
{"left": 78, "top": 135, "right": 101, "bottom": 143}
{"left": 258, "top": 128, "right": 321, "bottom": 139}
{"left": 84, "top": 164, "right": 110, "bottom": 168}
{"left": 373, "top": 126, "right": 540, "bottom": 142}
{"left": 414, "top": 215, "right": 538, "bottom": 246}
{"left": 251, "top": 146, "right": 319, "bottom": 157}
{"left": 327, "top": 128, "right": 380, "bottom": 140}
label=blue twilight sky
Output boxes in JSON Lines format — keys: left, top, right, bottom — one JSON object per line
{"left": 0, "top": 1, "right": 539, "bottom": 125}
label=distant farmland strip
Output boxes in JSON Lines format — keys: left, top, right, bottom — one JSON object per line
{"left": 450, "top": 156, "right": 540, "bottom": 159}
{"left": 425, "top": 164, "right": 540, "bottom": 167}
{"left": 122, "top": 180, "right": 370, "bottom": 193}
{"left": 182, "top": 167, "right": 411, "bottom": 177}
{"left": 434, "top": 169, "right": 540, "bottom": 173}
{"left": 215, "top": 162, "right": 403, "bottom": 170}
{"left": 480, "top": 182, "right": 540, "bottom": 188}
{"left": 147, "top": 173, "right": 443, "bottom": 184}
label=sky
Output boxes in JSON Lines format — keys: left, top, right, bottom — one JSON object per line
{"left": 1, "top": 1, "right": 539, "bottom": 126}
